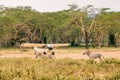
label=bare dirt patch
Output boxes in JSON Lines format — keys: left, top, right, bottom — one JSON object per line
{"left": 0, "top": 48, "right": 120, "bottom": 59}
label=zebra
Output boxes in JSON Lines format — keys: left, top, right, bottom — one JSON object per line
{"left": 83, "top": 50, "right": 104, "bottom": 60}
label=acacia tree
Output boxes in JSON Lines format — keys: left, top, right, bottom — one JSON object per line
{"left": 69, "top": 4, "right": 109, "bottom": 48}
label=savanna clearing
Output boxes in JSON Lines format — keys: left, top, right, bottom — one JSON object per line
{"left": 0, "top": 47, "right": 120, "bottom": 59}
{"left": 0, "top": 48, "right": 120, "bottom": 80}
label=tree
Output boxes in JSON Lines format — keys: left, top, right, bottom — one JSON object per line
{"left": 68, "top": 4, "right": 110, "bottom": 48}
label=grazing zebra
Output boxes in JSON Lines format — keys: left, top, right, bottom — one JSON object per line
{"left": 83, "top": 50, "right": 104, "bottom": 60}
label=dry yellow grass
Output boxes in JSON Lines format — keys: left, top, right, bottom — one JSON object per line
{"left": 0, "top": 57, "right": 120, "bottom": 80}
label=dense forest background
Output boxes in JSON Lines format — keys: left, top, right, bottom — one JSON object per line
{"left": 0, "top": 4, "right": 120, "bottom": 48}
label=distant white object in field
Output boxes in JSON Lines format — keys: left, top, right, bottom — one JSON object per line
{"left": 46, "top": 44, "right": 53, "bottom": 50}
{"left": 47, "top": 44, "right": 51, "bottom": 47}
{"left": 33, "top": 46, "right": 55, "bottom": 59}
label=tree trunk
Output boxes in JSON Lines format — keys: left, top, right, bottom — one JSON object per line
{"left": 109, "top": 34, "right": 115, "bottom": 47}
{"left": 91, "top": 37, "right": 95, "bottom": 48}
{"left": 85, "top": 30, "right": 89, "bottom": 49}
{"left": 115, "top": 33, "right": 119, "bottom": 48}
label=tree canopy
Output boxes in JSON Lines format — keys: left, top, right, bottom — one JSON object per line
{"left": 0, "top": 5, "right": 120, "bottom": 48}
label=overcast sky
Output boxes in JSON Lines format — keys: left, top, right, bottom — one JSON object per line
{"left": 0, "top": 0, "right": 120, "bottom": 12}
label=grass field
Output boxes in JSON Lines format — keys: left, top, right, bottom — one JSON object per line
{"left": 0, "top": 58, "right": 120, "bottom": 80}
{"left": 0, "top": 47, "right": 120, "bottom": 80}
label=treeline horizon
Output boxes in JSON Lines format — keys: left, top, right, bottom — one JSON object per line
{"left": 0, "top": 5, "right": 120, "bottom": 48}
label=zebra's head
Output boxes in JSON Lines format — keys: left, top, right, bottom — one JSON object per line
{"left": 83, "top": 50, "right": 91, "bottom": 55}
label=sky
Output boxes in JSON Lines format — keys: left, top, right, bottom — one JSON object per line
{"left": 0, "top": 0, "right": 120, "bottom": 12}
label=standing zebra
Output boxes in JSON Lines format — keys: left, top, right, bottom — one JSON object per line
{"left": 83, "top": 50, "right": 104, "bottom": 60}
